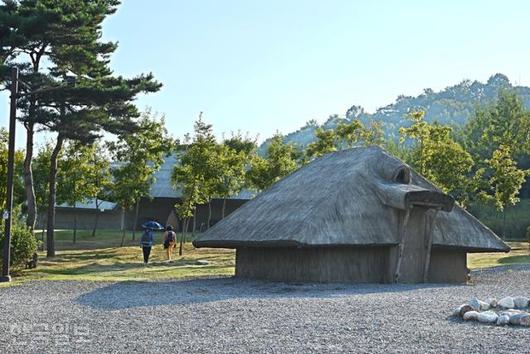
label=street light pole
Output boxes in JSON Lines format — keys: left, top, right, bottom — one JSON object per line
{"left": 1, "top": 67, "right": 19, "bottom": 282}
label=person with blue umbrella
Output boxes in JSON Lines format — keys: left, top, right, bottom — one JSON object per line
{"left": 140, "top": 221, "right": 164, "bottom": 264}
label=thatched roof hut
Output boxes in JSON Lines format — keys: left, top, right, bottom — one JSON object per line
{"left": 194, "top": 146, "right": 509, "bottom": 283}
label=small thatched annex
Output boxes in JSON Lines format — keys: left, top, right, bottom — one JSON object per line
{"left": 193, "top": 146, "right": 509, "bottom": 284}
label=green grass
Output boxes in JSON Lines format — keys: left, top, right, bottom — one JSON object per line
{"left": 3, "top": 229, "right": 235, "bottom": 286}
{"left": 1, "top": 229, "right": 528, "bottom": 288}
{"left": 468, "top": 242, "right": 530, "bottom": 269}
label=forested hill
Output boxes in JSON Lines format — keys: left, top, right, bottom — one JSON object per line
{"left": 260, "top": 74, "right": 530, "bottom": 151}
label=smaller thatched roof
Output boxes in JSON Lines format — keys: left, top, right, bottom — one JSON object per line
{"left": 57, "top": 198, "right": 116, "bottom": 211}
{"left": 194, "top": 146, "right": 508, "bottom": 252}
{"left": 148, "top": 154, "right": 253, "bottom": 200}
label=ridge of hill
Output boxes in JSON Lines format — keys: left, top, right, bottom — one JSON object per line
{"left": 260, "top": 74, "right": 530, "bottom": 151}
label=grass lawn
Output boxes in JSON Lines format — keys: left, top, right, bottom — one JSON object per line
{"left": 467, "top": 242, "right": 530, "bottom": 269}
{"left": 2, "top": 229, "right": 235, "bottom": 287}
{"left": 1, "top": 229, "right": 528, "bottom": 288}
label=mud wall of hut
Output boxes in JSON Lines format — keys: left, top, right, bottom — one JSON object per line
{"left": 235, "top": 247, "right": 392, "bottom": 283}
{"left": 235, "top": 246, "right": 468, "bottom": 284}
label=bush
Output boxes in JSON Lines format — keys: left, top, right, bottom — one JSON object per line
{"left": 527, "top": 226, "right": 530, "bottom": 245}
{"left": 0, "top": 210, "right": 38, "bottom": 270}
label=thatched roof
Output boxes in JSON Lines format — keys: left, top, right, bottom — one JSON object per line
{"left": 148, "top": 154, "right": 253, "bottom": 200}
{"left": 57, "top": 198, "right": 116, "bottom": 211}
{"left": 193, "top": 146, "right": 509, "bottom": 252}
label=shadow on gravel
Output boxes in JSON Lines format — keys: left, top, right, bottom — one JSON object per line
{"left": 75, "top": 277, "right": 462, "bottom": 310}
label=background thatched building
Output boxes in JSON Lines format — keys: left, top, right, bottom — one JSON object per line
{"left": 42, "top": 154, "right": 250, "bottom": 231}
{"left": 194, "top": 146, "right": 509, "bottom": 283}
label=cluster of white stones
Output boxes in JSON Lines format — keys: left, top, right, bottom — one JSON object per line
{"left": 453, "top": 296, "right": 530, "bottom": 326}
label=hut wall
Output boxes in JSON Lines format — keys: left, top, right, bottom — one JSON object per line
{"left": 236, "top": 246, "right": 468, "bottom": 284}
{"left": 428, "top": 249, "right": 468, "bottom": 283}
{"left": 38, "top": 208, "right": 122, "bottom": 230}
{"left": 235, "top": 247, "right": 391, "bottom": 283}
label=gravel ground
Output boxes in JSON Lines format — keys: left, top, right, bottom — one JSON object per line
{"left": 1, "top": 266, "right": 529, "bottom": 354}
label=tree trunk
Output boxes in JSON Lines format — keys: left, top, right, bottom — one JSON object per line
{"left": 46, "top": 135, "right": 64, "bottom": 258}
{"left": 132, "top": 200, "right": 140, "bottom": 240}
{"left": 72, "top": 201, "right": 77, "bottom": 244}
{"left": 179, "top": 218, "right": 187, "bottom": 256}
{"left": 120, "top": 207, "right": 126, "bottom": 247}
{"left": 502, "top": 208, "right": 507, "bottom": 240}
{"left": 222, "top": 198, "right": 227, "bottom": 219}
{"left": 24, "top": 121, "right": 37, "bottom": 229}
{"left": 91, "top": 197, "right": 100, "bottom": 237}
{"left": 40, "top": 213, "right": 46, "bottom": 251}
{"left": 192, "top": 207, "right": 197, "bottom": 234}
{"left": 207, "top": 200, "right": 212, "bottom": 230}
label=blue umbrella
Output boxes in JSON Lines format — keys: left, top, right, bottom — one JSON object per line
{"left": 142, "top": 221, "right": 164, "bottom": 230}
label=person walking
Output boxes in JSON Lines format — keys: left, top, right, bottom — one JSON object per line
{"left": 140, "top": 227, "right": 155, "bottom": 264}
{"left": 163, "top": 225, "right": 177, "bottom": 261}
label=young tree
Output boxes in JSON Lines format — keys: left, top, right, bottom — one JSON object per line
{"left": 86, "top": 142, "right": 112, "bottom": 237}
{"left": 247, "top": 134, "right": 299, "bottom": 192}
{"left": 57, "top": 142, "right": 99, "bottom": 243}
{"left": 32, "top": 142, "right": 53, "bottom": 244}
{"left": 172, "top": 167, "right": 202, "bottom": 256}
{"left": 109, "top": 112, "right": 170, "bottom": 246}
{"left": 480, "top": 145, "right": 528, "bottom": 238}
{"left": 172, "top": 115, "right": 218, "bottom": 233}
{"left": 215, "top": 133, "right": 257, "bottom": 218}
{"left": 399, "top": 111, "right": 475, "bottom": 205}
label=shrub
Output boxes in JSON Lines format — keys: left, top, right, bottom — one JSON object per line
{"left": 0, "top": 210, "right": 38, "bottom": 271}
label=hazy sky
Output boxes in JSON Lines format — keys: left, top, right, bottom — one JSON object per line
{"left": 3, "top": 0, "right": 530, "bottom": 146}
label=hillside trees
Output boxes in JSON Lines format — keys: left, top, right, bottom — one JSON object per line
{"left": 305, "top": 119, "right": 385, "bottom": 160}
{"left": 465, "top": 91, "right": 530, "bottom": 160}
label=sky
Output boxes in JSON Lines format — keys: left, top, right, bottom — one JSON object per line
{"left": 3, "top": 0, "right": 530, "bottom": 146}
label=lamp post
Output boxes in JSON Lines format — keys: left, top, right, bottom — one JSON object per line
{"left": 1, "top": 67, "right": 19, "bottom": 282}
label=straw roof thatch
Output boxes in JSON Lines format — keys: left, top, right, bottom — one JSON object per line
{"left": 193, "top": 146, "right": 508, "bottom": 252}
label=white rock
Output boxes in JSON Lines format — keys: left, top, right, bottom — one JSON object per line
{"left": 486, "top": 298, "right": 498, "bottom": 308}
{"left": 500, "top": 310, "right": 522, "bottom": 317}
{"left": 513, "top": 297, "right": 527, "bottom": 308}
{"left": 453, "top": 305, "right": 465, "bottom": 317}
{"left": 477, "top": 311, "right": 498, "bottom": 323}
{"left": 496, "top": 314, "right": 510, "bottom": 326}
{"left": 498, "top": 296, "right": 515, "bottom": 309}
{"left": 467, "top": 298, "right": 481, "bottom": 311}
{"left": 463, "top": 311, "right": 479, "bottom": 321}
{"left": 509, "top": 313, "right": 526, "bottom": 325}
{"left": 458, "top": 305, "right": 475, "bottom": 317}
{"left": 478, "top": 300, "right": 490, "bottom": 311}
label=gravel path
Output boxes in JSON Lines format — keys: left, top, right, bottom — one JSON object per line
{"left": 1, "top": 266, "right": 529, "bottom": 353}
